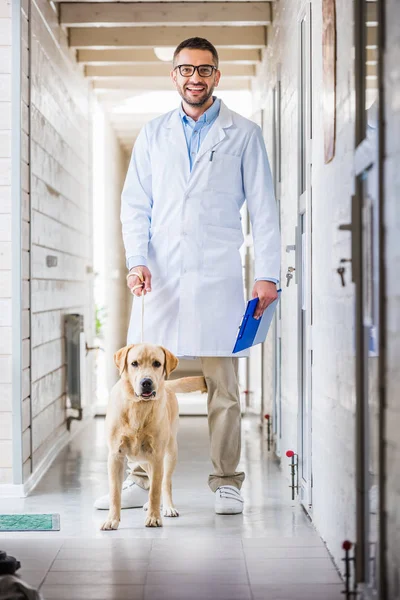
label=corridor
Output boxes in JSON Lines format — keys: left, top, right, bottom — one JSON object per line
{"left": 1, "top": 0, "right": 400, "bottom": 598}
{"left": 0, "top": 416, "right": 342, "bottom": 599}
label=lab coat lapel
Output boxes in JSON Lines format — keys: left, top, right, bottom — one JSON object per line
{"left": 164, "top": 109, "right": 190, "bottom": 178}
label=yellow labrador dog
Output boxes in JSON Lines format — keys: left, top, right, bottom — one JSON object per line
{"left": 101, "top": 343, "right": 207, "bottom": 530}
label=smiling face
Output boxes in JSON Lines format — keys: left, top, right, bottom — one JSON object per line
{"left": 171, "top": 48, "right": 221, "bottom": 108}
{"left": 114, "top": 344, "right": 179, "bottom": 402}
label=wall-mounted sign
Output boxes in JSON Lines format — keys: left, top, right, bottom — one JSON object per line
{"left": 322, "top": 0, "right": 337, "bottom": 163}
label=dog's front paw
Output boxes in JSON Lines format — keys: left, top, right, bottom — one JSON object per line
{"left": 100, "top": 518, "right": 120, "bottom": 531}
{"left": 163, "top": 506, "right": 179, "bottom": 517}
{"left": 145, "top": 513, "right": 163, "bottom": 527}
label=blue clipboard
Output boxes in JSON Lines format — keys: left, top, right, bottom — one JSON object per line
{"left": 233, "top": 290, "right": 282, "bottom": 354}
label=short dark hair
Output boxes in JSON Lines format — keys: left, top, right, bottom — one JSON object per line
{"left": 173, "top": 37, "right": 219, "bottom": 68}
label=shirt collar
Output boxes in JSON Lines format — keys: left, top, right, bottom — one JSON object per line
{"left": 179, "top": 97, "right": 221, "bottom": 126}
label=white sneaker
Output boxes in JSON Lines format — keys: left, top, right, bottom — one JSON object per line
{"left": 94, "top": 479, "right": 148, "bottom": 510}
{"left": 215, "top": 485, "right": 244, "bottom": 515}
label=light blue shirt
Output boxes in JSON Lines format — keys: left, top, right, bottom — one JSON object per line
{"left": 127, "top": 98, "right": 278, "bottom": 284}
{"left": 179, "top": 96, "right": 221, "bottom": 171}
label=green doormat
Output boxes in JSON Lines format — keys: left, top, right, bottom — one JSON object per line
{"left": 0, "top": 514, "right": 60, "bottom": 532}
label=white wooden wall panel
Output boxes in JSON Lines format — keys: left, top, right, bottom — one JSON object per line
{"left": 0, "top": 102, "right": 10, "bottom": 132}
{"left": 22, "top": 428, "right": 30, "bottom": 462}
{"left": 0, "top": 357, "right": 11, "bottom": 384}
{"left": 31, "top": 175, "right": 89, "bottom": 236}
{"left": 0, "top": 468, "right": 12, "bottom": 484}
{"left": 0, "top": 240, "right": 11, "bottom": 267}
{"left": 0, "top": 440, "right": 12, "bottom": 468}
{"left": 29, "top": 0, "right": 93, "bottom": 473}
{"left": 0, "top": 269, "right": 10, "bottom": 295}
{"left": 0, "top": 411, "right": 11, "bottom": 439}
{"left": 22, "top": 309, "right": 30, "bottom": 340}
{"left": 32, "top": 246, "right": 87, "bottom": 281}
{"left": 22, "top": 397, "right": 31, "bottom": 431}
{"left": 32, "top": 339, "right": 63, "bottom": 382}
{"left": 23, "top": 459, "right": 31, "bottom": 481}
{"left": 32, "top": 422, "right": 65, "bottom": 468}
{"left": 0, "top": 298, "right": 11, "bottom": 326}
{"left": 31, "top": 211, "right": 89, "bottom": 258}
{"left": 22, "top": 368, "right": 30, "bottom": 400}
{"left": 32, "top": 310, "right": 65, "bottom": 347}
{"left": 0, "top": 0, "right": 12, "bottom": 483}
{"left": 0, "top": 327, "right": 11, "bottom": 355}
{"left": 31, "top": 280, "right": 87, "bottom": 312}
{"left": 22, "top": 250, "right": 29, "bottom": 280}
{"left": 0, "top": 382, "right": 11, "bottom": 412}
{"left": 31, "top": 367, "right": 64, "bottom": 418}
{"left": 32, "top": 396, "right": 65, "bottom": 454}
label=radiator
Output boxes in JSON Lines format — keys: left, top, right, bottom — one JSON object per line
{"left": 64, "top": 314, "right": 85, "bottom": 427}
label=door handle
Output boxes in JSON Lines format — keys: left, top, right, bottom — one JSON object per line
{"left": 338, "top": 195, "right": 359, "bottom": 284}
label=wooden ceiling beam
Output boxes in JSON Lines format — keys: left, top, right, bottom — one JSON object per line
{"left": 69, "top": 26, "right": 267, "bottom": 49}
{"left": 85, "top": 63, "right": 255, "bottom": 77}
{"left": 77, "top": 48, "right": 262, "bottom": 64}
{"left": 60, "top": 2, "right": 271, "bottom": 27}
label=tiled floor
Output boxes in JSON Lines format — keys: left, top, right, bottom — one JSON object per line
{"left": 0, "top": 416, "right": 343, "bottom": 599}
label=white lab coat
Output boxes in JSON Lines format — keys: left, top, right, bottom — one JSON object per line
{"left": 121, "top": 100, "right": 280, "bottom": 357}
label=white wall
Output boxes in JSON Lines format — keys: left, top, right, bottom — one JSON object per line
{"left": 28, "top": 0, "right": 94, "bottom": 476}
{"left": 253, "top": 0, "right": 357, "bottom": 573}
{"left": 384, "top": 0, "right": 400, "bottom": 595}
{"left": 0, "top": 0, "right": 12, "bottom": 485}
{"left": 92, "top": 104, "right": 129, "bottom": 402}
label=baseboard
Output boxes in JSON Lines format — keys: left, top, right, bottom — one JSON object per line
{"left": 23, "top": 429, "right": 71, "bottom": 497}
{"left": 0, "top": 483, "right": 25, "bottom": 498}
{"left": 24, "top": 416, "right": 91, "bottom": 497}
{"left": 0, "top": 416, "right": 90, "bottom": 499}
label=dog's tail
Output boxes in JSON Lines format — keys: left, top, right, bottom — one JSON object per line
{"left": 166, "top": 376, "right": 207, "bottom": 394}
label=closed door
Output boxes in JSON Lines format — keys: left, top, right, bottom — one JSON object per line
{"left": 297, "top": 4, "right": 313, "bottom": 510}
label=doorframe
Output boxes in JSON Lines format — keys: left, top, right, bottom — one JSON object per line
{"left": 352, "top": 0, "right": 387, "bottom": 597}
{"left": 271, "top": 70, "right": 283, "bottom": 456}
{"left": 297, "top": 2, "right": 313, "bottom": 511}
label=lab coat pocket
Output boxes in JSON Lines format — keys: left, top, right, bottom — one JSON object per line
{"left": 203, "top": 224, "right": 243, "bottom": 278}
{"left": 148, "top": 226, "right": 169, "bottom": 279}
{"left": 208, "top": 153, "right": 242, "bottom": 196}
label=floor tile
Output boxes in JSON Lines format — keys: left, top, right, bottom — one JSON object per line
{"left": 145, "top": 584, "right": 252, "bottom": 600}
{"left": 148, "top": 557, "right": 247, "bottom": 573}
{"left": 245, "top": 556, "right": 335, "bottom": 570}
{"left": 251, "top": 583, "right": 343, "bottom": 600}
{"left": 146, "top": 569, "right": 249, "bottom": 586}
{"left": 50, "top": 558, "right": 149, "bottom": 572}
{"left": 60, "top": 538, "right": 153, "bottom": 550}
{"left": 43, "top": 570, "right": 147, "bottom": 585}
{"left": 17, "top": 569, "right": 48, "bottom": 588}
{"left": 242, "top": 536, "right": 325, "bottom": 548}
{"left": 247, "top": 563, "right": 341, "bottom": 585}
{"left": 244, "top": 545, "right": 331, "bottom": 559}
{"left": 57, "top": 546, "right": 151, "bottom": 560}
{"left": 4, "top": 417, "right": 343, "bottom": 600}
{"left": 40, "top": 584, "right": 145, "bottom": 600}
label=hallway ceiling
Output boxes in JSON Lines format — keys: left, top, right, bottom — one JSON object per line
{"left": 52, "top": 1, "right": 272, "bottom": 151}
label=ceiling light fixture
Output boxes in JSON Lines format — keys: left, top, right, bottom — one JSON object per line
{"left": 153, "top": 47, "right": 175, "bottom": 62}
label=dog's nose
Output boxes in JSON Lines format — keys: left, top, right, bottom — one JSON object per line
{"left": 140, "top": 378, "right": 153, "bottom": 390}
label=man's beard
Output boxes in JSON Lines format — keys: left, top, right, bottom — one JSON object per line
{"left": 178, "top": 82, "right": 215, "bottom": 107}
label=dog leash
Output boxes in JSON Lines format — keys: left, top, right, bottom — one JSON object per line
{"left": 126, "top": 269, "right": 145, "bottom": 342}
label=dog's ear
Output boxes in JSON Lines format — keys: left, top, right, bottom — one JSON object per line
{"left": 114, "top": 345, "right": 135, "bottom": 376}
{"left": 161, "top": 347, "right": 179, "bottom": 379}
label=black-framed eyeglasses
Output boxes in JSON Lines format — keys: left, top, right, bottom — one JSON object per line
{"left": 174, "top": 64, "right": 217, "bottom": 78}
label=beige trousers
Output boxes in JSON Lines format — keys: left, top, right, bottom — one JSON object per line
{"left": 127, "top": 356, "right": 245, "bottom": 492}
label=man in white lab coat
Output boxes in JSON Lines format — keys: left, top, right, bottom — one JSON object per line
{"left": 95, "top": 38, "right": 280, "bottom": 515}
